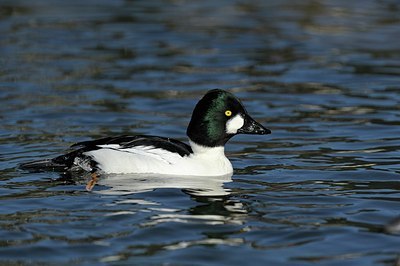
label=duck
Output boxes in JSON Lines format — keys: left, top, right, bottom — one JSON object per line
{"left": 21, "top": 89, "right": 271, "bottom": 185}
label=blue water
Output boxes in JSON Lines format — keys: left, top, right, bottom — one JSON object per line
{"left": 1, "top": 0, "right": 400, "bottom": 265}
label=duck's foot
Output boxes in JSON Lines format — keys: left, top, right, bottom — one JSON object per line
{"left": 86, "top": 172, "right": 99, "bottom": 191}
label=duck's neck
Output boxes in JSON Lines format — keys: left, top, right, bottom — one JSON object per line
{"left": 188, "top": 139, "right": 226, "bottom": 157}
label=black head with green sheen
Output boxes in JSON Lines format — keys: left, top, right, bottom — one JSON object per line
{"left": 187, "top": 89, "right": 271, "bottom": 147}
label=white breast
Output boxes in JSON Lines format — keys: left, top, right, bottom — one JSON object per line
{"left": 81, "top": 142, "right": 233, "bottom": 176}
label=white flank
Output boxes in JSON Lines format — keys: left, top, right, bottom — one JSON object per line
{"left": 226, "top": 114, "right": 244, "bottom": 134}
{"left": 82, "top": 141, "right": 233, "bottom": 176}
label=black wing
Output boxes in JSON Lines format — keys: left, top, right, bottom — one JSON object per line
{"left": 70, "top": 135, "right": 192, "bottom": 156}
{"left": 117, "top": 135, "right": 193, "bottom": 157}
{"left": 21, "top": 135, "right": 192, "bottom": 172}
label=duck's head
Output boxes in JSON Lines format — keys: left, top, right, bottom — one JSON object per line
{"left": 187, "top": 89, "right": 271, "bottom": 147}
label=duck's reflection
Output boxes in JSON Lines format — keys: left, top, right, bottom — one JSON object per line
{"left": 92, "top": 173, "right": 233, "bottom": 197}
{"left": 59, "top": 171, "right": 248, "bottom": 228}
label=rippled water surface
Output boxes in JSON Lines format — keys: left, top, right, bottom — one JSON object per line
{"left": 1, "top": 0, "right": 400, "bottom": 265}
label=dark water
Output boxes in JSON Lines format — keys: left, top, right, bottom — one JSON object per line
{"left": 1, "top": 0, "right": 400, "bottom": 265}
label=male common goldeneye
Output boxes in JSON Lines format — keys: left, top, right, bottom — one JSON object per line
{"left": 21, "top": 89, "right": 271, "bottom": 179}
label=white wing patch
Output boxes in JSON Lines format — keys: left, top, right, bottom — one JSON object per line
{"left": 84, "top": 144, "right": 184, "bottom": 174}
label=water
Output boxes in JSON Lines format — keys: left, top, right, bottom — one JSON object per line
{"left": 1, "top": 0, "right": 400, "bottom": 265}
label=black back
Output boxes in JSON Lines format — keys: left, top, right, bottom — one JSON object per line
{"left": 52, "top": 135, "right": 193, "bottom": 167}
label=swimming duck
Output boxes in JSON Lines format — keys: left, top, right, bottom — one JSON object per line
{"left": 21, "top": 89, "right": 271, "bottom": 180}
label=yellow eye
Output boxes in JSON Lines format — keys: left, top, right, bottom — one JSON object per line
{"left": 225, "top": 110, "right": 232, "bottom": 117}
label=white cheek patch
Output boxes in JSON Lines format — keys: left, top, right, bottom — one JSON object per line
{"left": 226, "top": 114, "right": 245, "bottom": 134}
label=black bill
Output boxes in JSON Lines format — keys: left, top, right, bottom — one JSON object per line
{"left": 237, "top": 114, "right": 271, "bottom": 135}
